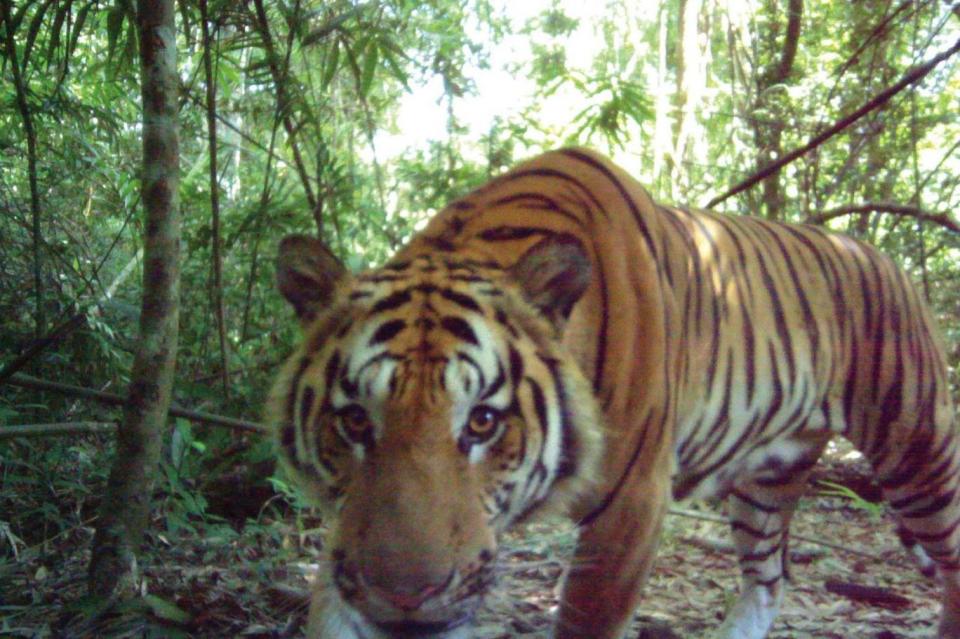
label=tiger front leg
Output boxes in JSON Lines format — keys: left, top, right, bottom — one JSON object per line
{"left": 307, "top": 587, "right": 365, "bottom": 639}
{"left": 552, "top": 473, "right": 671, "bottom": 639}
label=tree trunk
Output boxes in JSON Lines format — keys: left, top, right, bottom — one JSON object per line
{"left": 87, "top": 0, "right": 181, "bottom": 599}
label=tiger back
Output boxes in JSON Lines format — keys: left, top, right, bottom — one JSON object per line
{"left": 269, "top": 148, "right": 960, "bottom": 639}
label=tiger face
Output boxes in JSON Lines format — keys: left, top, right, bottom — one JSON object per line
{"left": 268, "top": 234, "right": 603, "bottom": 638}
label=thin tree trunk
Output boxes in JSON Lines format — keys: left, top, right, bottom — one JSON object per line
{"left": 672, "top": 0, "right": 707, "bottom": 200}
{"left": 751, "top": 0, "right": 802, "bottom": 220}
{"left": 241, "top": 93, "right": 284, "bottom": 343}
{"left": 87, "top": 0, "right": 181, "bottom": 599}
{"left": 200, "top": 0, "right": 229, "bottom": 397}
{"left": 250, "top": 0, "right": 321, "bottom": 234}
{"left": 652, "top": 1, "right": 669, "bottom": 193}
{"left": 1, "top": 0, "right": 44, "bottom": 339}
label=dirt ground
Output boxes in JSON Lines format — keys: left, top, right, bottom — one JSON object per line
{"left": 1, "top": 448, "right": 943, "bottom": 638}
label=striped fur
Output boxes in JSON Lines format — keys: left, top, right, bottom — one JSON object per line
{"left": 269, "top": 149, "right": 960, "bottom": 639}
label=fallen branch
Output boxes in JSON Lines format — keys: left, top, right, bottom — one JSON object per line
{"left": 824, "top": 580, "right": 911, "bottom": 610}
{"left": 706, "top": 33, "right": 960, "bottom": 209}
{"left": 7, "top": 373, "right": 266, "bottom": 433}
{"left": 0, "top": 422, "right": 116, "bottom": 439}
{"left": 806, "top": 202, "right": 960, "bottom": 234}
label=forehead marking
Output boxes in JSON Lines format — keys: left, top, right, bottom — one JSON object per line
{"left": 440, "top": 316, "right": 478, "bottom": 345}
{"left": 370, "top": 319, "right": 406, "bottom": 345}
{"left": 370, "top": 290, "right": 412, "bottom": 314}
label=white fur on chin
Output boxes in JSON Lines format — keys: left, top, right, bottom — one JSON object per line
{"left": 307, "top": 588, "right": 475, "bottom": 639}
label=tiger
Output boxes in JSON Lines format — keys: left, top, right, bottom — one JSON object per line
{"left": 267, "top": 148, "right": 960, "bottom": 639}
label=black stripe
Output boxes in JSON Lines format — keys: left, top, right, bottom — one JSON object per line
{"left": 752, "top": 239, "right": 796, "bottom": 383}
{"left": 441, "top": 316, "right": 478, "bottom": 345}
{"left": 481, "top": 359, "right": 506, "bottom": 400}
{"left": 370, "top": 290, "right": 412, "bottom": 314}
{"left": 545, "top": 358, "right": 577, "bottom": 480}
{"left": 281, "top": 424, "right": 298, "bottom": 461}
{"left": 478, "top": 226, "right": 547, "bottom": 242}
{"left": 731, "top": 489, "right": 778, "bottom": 514}
{"left": 324, "top": 351, "right": 341, "bottom": 393}
{"left": 299, "top": 387, "right": 315, "bottom": 426}
{"left": 489, "top": 192, "right": 585, "bottom": 227}
{"left": 440, "top": 288, "right": 483, "bottom": 312}
{"left": 457, "top": 352, "right": 486, "bottom": 392}
{"left": 495, "top": 308, "right": 519, "bottom": 337}
{"left": 286, "top": 356, "right": 312, "bottom": 423}
{"left": 902, "top": 490, "right": 955, "bottom": 520}
{"left": 508, "top": 345, "right": 524, "bottom": 383}
{"left": 340, "top": 373, "right": 359, "bottom": 398}
{"left": 370, "top": 319, "right": 406, "bottom": 345}
{"left": 528, "top": 376, "right": 549, "bottom": 435}
{"left": 579, "top": 410, "right": 656, "bottom": 526}
{"left": 561, "top": 149, "right": 657, "bottom": 259}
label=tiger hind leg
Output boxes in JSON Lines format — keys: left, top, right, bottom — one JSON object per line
{"left": 871, "top": 420, "right": 960, "bottom": 638}
{"left": 712, "top": 438, "right": 828, "bottom": 639}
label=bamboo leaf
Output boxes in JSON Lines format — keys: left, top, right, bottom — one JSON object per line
{"left": 105, "top": 5, "right": 124, "bottom": 62}
{"left": 360, "top": 42, "right": 378, "bottom": 97}
{"left": 321, "top": 38, "right": 340, "bottom": 90}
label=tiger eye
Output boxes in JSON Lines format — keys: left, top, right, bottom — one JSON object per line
{"left": 337, "top": 405, "right": 372, "bottom": 443}
{"left": 466, "top": 405, "right": 502, "bottom": 442}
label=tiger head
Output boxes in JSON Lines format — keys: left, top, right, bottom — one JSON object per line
{"left": 267, "top": 233, "right": 604, "bottom": 637}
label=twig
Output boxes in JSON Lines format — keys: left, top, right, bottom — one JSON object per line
{"left": 706, "top": 33, "right": 960, "bottom": 209}
{"left": 0, "top": 422, "right": 116, "bottom": 439}
{"left": 806, "top": 202, "right": 960, "bottom": 234}
{"left": 7, "top": 373, "right": 266, "bottom": 433}
{"left": 250, "top": 0, "right": 320, "bottom": 230}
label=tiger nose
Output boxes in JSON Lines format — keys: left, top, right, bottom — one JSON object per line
{"left": 363, "top": 562, "right": 453, "bottom": 612}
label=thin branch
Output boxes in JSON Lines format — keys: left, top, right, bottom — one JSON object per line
{"left": 806, "top": 202, "right": 960, "bottom": 235}
{"left": 1, "top": 0, "right": 45, "bottom": 338}
{"left": 200, "top": 0, "right": 230, "bottom": 398}
{"left": 0, "top": 422, "right": 116, "bottom": 439}
{"left": 0, "top": 248, "right": 143, "bottom": 386}
{"left": 8, "top": 373, "right": 266, "bottom": 433}
{"left": 250, "top": 0, "right": 320, "bottom": 230}
{"left": 706, "top": 33, "right": 960, "bottom": 209}
{"left": 0, "top": 312, "right": 86, "bottom": 386}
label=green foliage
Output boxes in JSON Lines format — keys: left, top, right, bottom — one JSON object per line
{"left": 816, "top": 480, "right": 885, "bottom": 520}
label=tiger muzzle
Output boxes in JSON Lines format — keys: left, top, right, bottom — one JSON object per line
{"left": 331, "top": 439, "right": 498, "bottom": 636}
{"left": 333, "top": 555, "right": 484, "bottom": 637}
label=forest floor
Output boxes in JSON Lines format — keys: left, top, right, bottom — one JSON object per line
{"left": 0, "top": 441, "right": 942, "bottom": 639}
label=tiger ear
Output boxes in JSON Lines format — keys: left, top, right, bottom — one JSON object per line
{"left": 508, "top": 233, "right": 591, "bottom": 328}
{"left": 276, "top": 234, "right": 348, "bottom": 323}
